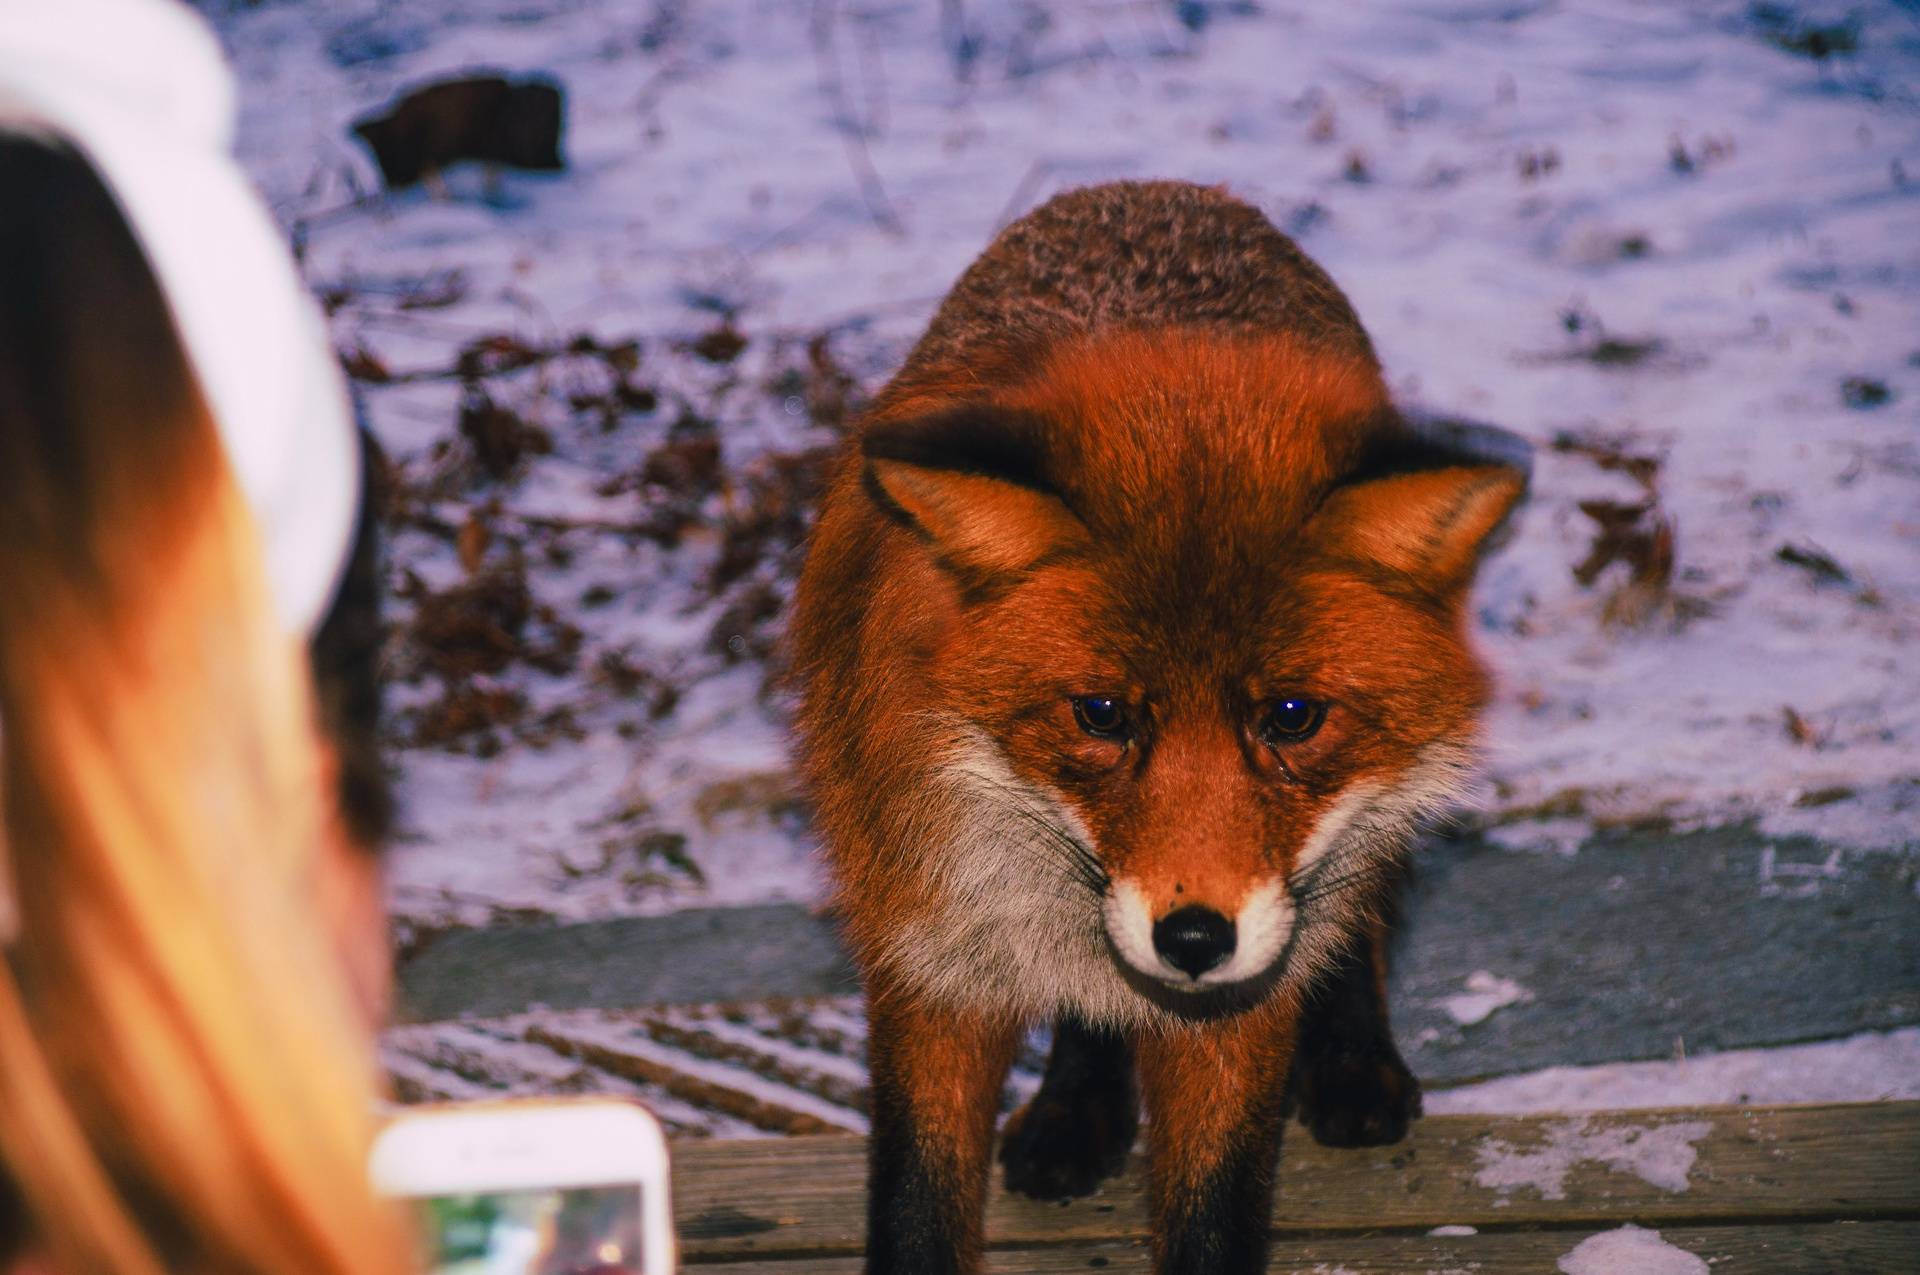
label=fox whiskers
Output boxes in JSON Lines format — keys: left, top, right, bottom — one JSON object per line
{"left": 968, "top": 772, "right": 1110, "bottom": 898}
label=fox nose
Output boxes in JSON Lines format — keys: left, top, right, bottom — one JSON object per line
{"left": 1152, "top": 906, "right": 1236, "bottom": 979}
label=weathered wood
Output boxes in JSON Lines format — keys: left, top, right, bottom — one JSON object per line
{"left": 685, "top": 1221, "right": 1920, "bottom": 1272}
{"left": 527, "top": 1020, "right": 864, "bottom": 1137}
{"left": 671, "top": 1102, "right": 1920, "bottom": 1263}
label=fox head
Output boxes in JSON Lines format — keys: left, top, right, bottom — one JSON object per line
{"left": 857, "top": 331, "right": 1523, "bottom": 1022}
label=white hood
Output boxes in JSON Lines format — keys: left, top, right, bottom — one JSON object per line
{"left": 0, "top": 0, "right": 360, "bottom": 635}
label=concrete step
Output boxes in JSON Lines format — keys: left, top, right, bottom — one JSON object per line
{"left": 394, "top": 824, "right": 1920, "bottom": 1086}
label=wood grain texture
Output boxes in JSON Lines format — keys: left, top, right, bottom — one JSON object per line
{"left": 686, "top": 1222, "right": 1920, "bottom": 1272}
{"left": 672, "top": 1102, "right": 1920, "bottom": 1263}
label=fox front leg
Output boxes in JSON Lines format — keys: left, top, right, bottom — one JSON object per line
{"left": 1291, "top": 918, "right": 1422, "bottom": 1147}
{"left": 863, "top": 985, "right": 1019, "bottom": 1275}
{"left": 999, "top": 1014, "right": 1139, "bottom": 1200}
{"left": 1136, "top": 997, "right": 1299, "bottom": 1275}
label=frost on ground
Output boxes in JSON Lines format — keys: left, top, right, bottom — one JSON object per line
{"left": 383, "top": 1004, "right": 1915, "bottom": 1137}
{"left": 1428, "top": 1025, "right": 1920, "bottom": 1113}
{"left": 1557, "top": 1225, "right": 1709, "bottom": 1275}
{"left": 1439, "top": 970, "right": 1533, "bottom": 1026}
{"left": 381, "top": 997, "right": 1046, "bottom": 1137}
{"left": 208, "top": 0, "right": 1920, "bottom": 929}
{"left": 1470, "top": 1115, "right": 1712, "bottom": 1201}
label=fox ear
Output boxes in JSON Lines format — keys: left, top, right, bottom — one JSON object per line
{"left": 862, "top": 406, "right": 1089, "bottom": 579}
{"left": 1309, "top": 463, "right": 1525, "bottom": 591}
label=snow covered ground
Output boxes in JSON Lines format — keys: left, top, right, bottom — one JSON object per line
{"left": 207, "top": 0, "right": 1920, "bottom": 930}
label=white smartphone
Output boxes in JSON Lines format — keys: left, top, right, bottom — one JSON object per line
{"left": 370, "top": 1098, "right": 675, "bottom": 1275}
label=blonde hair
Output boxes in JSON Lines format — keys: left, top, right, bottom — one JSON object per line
{"left": 0, "top": 137, "right": 412, "bottom": 1272}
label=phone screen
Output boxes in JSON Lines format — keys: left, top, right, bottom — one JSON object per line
{"left": 414, "top": 1185, "right": 647, "bottom": 1275}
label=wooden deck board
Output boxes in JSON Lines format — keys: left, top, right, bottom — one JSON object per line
{"left": 672, "top": 1102, "right": 1920, "bottom": 1267}
{"left": 688, "top": 1222, "right": 1920, "bottom": 1273}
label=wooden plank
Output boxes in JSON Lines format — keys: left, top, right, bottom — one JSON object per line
{"left": 672, "top": 1102, "right": 1920, "bottom": 1262}
{"left": 526, "top": 1020, "right": 865, "bottom": 1137}
{"left": 685, "top": 1221, "right": 1920, "bottom": 1272}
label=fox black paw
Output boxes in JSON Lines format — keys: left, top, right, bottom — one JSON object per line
{"left": 1294, "top": 1040, "right": 1422, "bottom": 1148}
{"left": 998, "top": 1093, "right": 1136, "bottom": 1201}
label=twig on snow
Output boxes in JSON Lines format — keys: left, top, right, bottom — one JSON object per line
{"left": 809, "top": 0, "right": 905, "bottom": 237}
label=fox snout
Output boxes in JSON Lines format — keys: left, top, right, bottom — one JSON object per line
{"left": 1103, "top": 878, "right": 1295, "bottom": 1012}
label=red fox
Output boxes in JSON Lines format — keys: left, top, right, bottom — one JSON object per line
{"left": 789, "top": 181, "right": 1524, "bottom": 1274}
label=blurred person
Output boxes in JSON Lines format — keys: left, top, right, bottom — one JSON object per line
{"left": 0, "top": 0, "right": 412, "bottom": 1270}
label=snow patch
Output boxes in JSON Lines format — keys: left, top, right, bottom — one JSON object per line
{"left": 1486, "top": 817, "right": 1589, "bottom": 858}
{"left": 1429, "top": 1027, "right": 1920, "bottom": 1114}
{"left": 1441, "top": 970, "right": 1533, "bottom": 1026}
{"left": 1557, "top": 1225, "right": 1708, "bottom": 1275}
{"left": 1472, "top": 1116, "right": 1711, "bottom": 1200}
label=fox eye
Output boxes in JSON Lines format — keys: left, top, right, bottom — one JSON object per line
{"left": 1072, "top": 696, "right": 1129, "bottom": 740}
{"left": 1258, "top": 697, "right": 1326, "bottom": 746}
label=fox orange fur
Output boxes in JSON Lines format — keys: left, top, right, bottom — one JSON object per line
{"left": 789, "top": 181, "right": 1525, "bottom": 1274}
